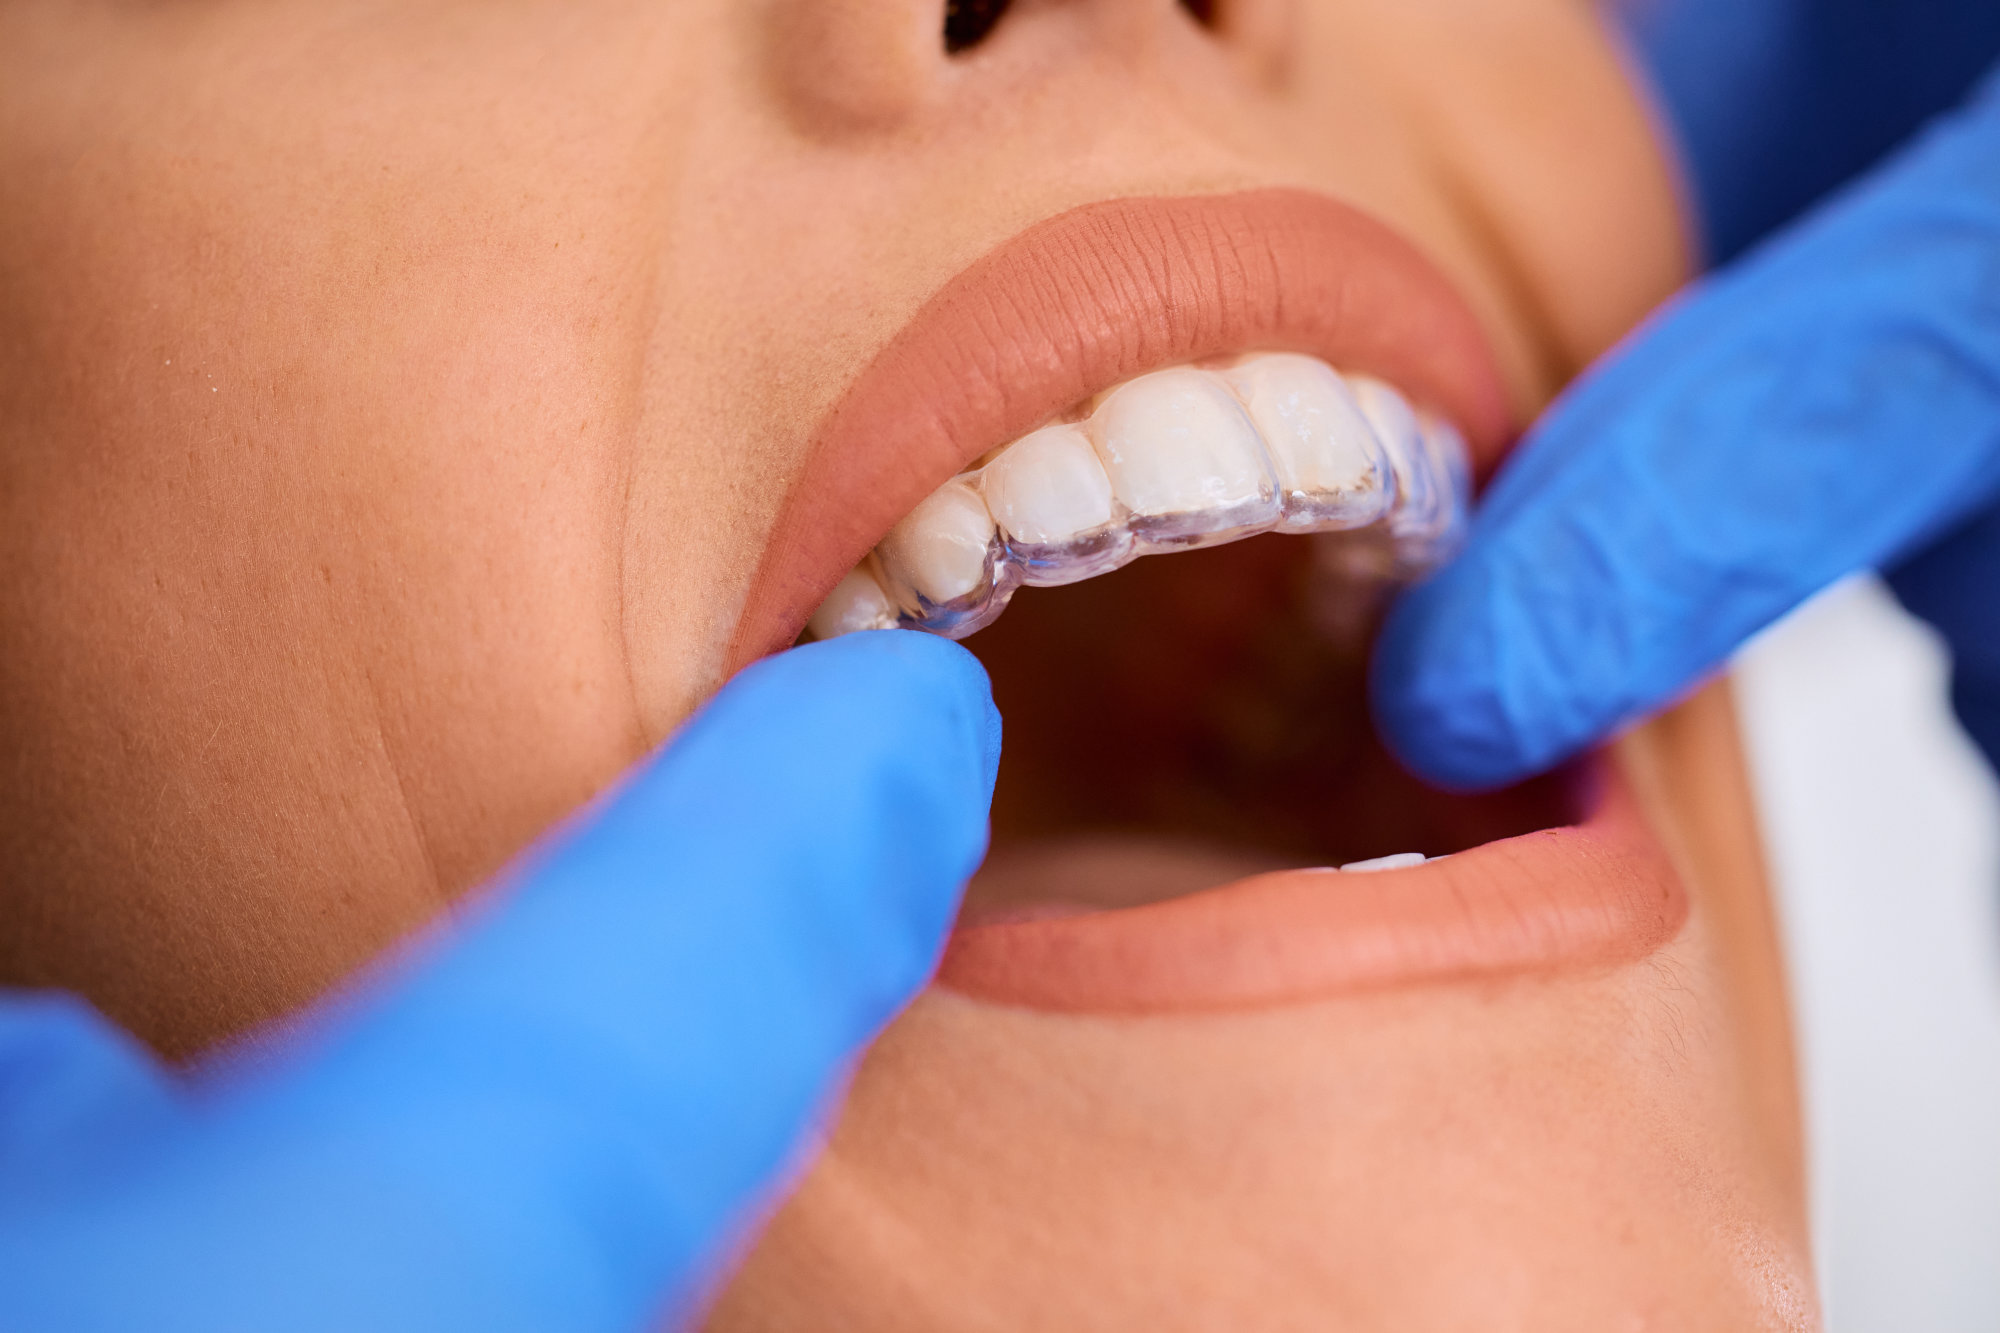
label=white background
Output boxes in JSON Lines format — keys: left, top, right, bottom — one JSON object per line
{"left": 1737, "top": 577, "right": 2000, "bottom": 1329}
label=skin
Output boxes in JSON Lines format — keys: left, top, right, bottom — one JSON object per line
{"left": 0, "top": 0, "right": 1810, "bottom": 1325}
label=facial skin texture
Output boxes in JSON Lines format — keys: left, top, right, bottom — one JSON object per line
{"left": 0, "top": 0, "right": 1808, "bottom": 1326}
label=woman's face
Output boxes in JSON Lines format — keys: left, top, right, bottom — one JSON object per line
{"left": 0, "top": 0, "right": 1813, "bottom": 1324}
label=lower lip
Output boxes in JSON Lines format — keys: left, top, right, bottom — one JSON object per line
{"left": 935, "top": 757, "right": 1687, "bottom": 1013}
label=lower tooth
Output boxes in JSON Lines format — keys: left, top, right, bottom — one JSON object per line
{"left": 1089, "top": 368, "right": 1280, "bottom": 548}
{"left": 1339, "top": 852, "right": 1429, "bottom": 873}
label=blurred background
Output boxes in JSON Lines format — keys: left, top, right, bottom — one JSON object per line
{"left": 1738, "top": 576, "right": 2000, "bottom": 1330}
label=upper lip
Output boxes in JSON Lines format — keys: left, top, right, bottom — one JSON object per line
{"left": 728, "top": 187, "right": 1514, "bottom": 667}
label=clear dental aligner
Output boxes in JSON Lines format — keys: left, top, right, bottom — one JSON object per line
{"left": 807, "top": 352, "right": 1471, "bottom": 642}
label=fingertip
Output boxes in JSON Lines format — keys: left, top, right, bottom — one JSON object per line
{"left": 876, "top": 632, "right": 1002, "bottom": 794}
{"left": 1371, "top": 573, "right": 1542, "bottom": 794}
{"left": 785, "top": 631, "right": 1000, "bottom": 796}
{"left": 1376, "top": 588, "right": 1504, "bottom": 788}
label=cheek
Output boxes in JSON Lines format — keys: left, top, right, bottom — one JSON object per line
{"left": 1385, "top": 0, "right": 1695, "bottom": 380}
{"left": 0, "top": 49, "right": 685, "bottom": 1051}
{"left": 1260, "top": 0, "right": 1692, "bottom": 410}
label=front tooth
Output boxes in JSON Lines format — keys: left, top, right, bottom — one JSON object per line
{"left": 875, "top": 479, "right": 998, "bottom": 611}
{"left": 980, "top": 424, "right": 1114, "bottom": 543}
{"left": 1088, "top": 367, "right": 1279, "bottom": 545}
{"left": 1224, "top": 353, "right": 1392, "bottom": 530}
{"left": 1347, "top": 375, "right": 1439, "bottom": 539}
{"left": 807, "top": 563, "right": 899, "bottom": 639}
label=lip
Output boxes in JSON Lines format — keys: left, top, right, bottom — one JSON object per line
{"left": 938, "top": 758, "right": 1689, "bottom": 1012}
{"left": 728, "top": 188, "right": 1514, "bottom": 667}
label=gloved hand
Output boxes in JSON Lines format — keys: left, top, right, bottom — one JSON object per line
{"left": 1373, "top": 58, "right": 2000, "bottom": 790}
{"left": 0, "top": 631, "right": 1000, "bottom": 1331}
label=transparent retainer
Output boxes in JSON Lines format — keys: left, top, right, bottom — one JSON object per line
{"left": 807, "top": 354, "right": 1472, "bottom": 643}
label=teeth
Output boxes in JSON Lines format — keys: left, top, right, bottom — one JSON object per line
{"left": 1089, "top": 367, "right": 1280, "bottom": 546}
{"left": 1416, "top": 412, "right": 1473, "bottom": 555}
{"left": 1347, "top": 374, "right": 1457, "bottom": 561}
{"left": 876, "top": 479, "right": 1000, "bottom": 611}
{"left": 1339, "top": 852, "right": 1429, "bottom": 873}
{"left": 810, "top": 354, "right": 1470, "bottom": 642}
{"left": 806, "top": 563, "right": 899, "bottom": 639}
{"left": 978, "top": 424, "right": 1130, "bottom": 586}
{"left": 1223, "top": 353, "right": 1393, "bottom": 531}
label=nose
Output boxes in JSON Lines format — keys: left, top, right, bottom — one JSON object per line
{"left": 948, "top": 0, "right": 1214, "bottom": 54}
{"left": 946, "top": 0, "right": 1018, "bottom": 54}
{"left": 761, "top": 0, "right": 1243, "bottom": 137}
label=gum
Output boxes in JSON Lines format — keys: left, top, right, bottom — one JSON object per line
{"left": 808, "top": 357, "right": 1472, "bottom": 643}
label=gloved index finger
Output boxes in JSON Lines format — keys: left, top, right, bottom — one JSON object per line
{"left": 179, "top": 630, "right": 999, "bottom": 1332}
{"left": 1373, "top": 63, "right": 2000, "bottom": 792}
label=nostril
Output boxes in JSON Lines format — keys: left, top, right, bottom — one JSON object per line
{"left": 1178, "top": 0, "right": 1217, "bottom": 26}
{"left": 944, "top": 0, "right": 1011, "bottom": 54}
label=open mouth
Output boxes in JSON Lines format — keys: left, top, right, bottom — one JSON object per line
{"left": 734, "top": 190, "right": 1687, "bottom": 1013}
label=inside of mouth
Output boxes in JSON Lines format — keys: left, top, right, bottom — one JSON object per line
{"left": 959, "top": 529, "right": 1592, "bottom": 924}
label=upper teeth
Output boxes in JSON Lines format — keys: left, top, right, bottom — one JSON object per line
{"left": 808, "top": 351, "right": 1468, "bottom": 642}
{"left": 1226, "top": 355, "right": 1392, "bottom": 529}
{"left": 1093, "top": 367, "right": 1275, "bottom": 535}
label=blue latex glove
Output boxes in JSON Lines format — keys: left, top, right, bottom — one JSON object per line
{"left": 0, "top": 631, "right": 1000, "bottom": 1331}
{"left": 1374, "top": 59, "right": 2000, "bottom": 791}
{"left": 1613, "top": 0, "right": 2000, "bottom": 263}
